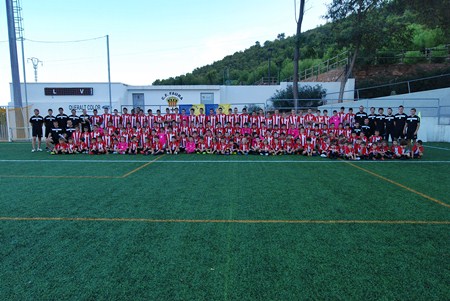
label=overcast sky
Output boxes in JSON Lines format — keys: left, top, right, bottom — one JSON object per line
{"left": 0, "top": 0, "right": 330, "bottom": 105}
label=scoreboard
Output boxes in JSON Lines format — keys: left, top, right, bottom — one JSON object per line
{"left": 44, "top": 87, "right": 94, "bottom": 96}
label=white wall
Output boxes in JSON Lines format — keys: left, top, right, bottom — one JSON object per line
{"left": 12, "top": 80, "right": 356, "bottom": 115}
{"left": 220, "top": 85, "right": 278, "bottom": 106}
{"left": 126, "top": 85, "right": 221, "bottom": 107}
{"left": 10, "top": 82, "right": 128, "bottom": 114}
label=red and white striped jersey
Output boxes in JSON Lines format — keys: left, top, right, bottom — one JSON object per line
{"left": 111, "top": 115, "right": 122, "bottom": 128}
{"left": 101, "top": 114, "right": 112, "bottom": 128}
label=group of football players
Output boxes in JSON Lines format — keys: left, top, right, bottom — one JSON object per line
{"left": 28, "top": 104, "right": 424, "bottom": 159}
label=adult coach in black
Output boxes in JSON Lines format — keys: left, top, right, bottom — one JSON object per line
{"left": 405, "top": 108, "right": 420, "bottom": 146}
{"left": 354, "top": 106, "right": 368, "bottom": 126}
{"left": 375, "top": 108, "right": 386, "bottom": 137}
{"left": 394, "top": 105, "right": 407, "bottom": 141}
{"left": 384, "top": 107, "right": 395, "bottom": 142}
{"left": 65, "top": 120, "right": 76, "bottom": 139}
{"left": 68, "top": 109, "right": 81, "bottom": 129}
{"left": 367, "top": 107, "right": 378, "bottom": 135}
{"left": 79, "top": 109, "right": 91, "bottom": 131}
{"left": 56, "top": 107, "right": 69, "bottom": 129}
{"left": 29, "top": 109, "right": 44, "bottom": 152}
{"left": 44, "top": 109, "right": 56, "bottom": 144}
{"left": 46, "top": 120, "right": 65, "bottom": 150}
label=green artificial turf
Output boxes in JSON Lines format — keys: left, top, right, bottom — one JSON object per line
{"left": 0, "top": 142, "right": 449, "bottom": 300}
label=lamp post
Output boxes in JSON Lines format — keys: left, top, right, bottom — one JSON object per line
{"left": 27, "top": 57, "right": 43, "bottom": 82}
{"left": 106, "top": 35, "right": 112, "bottom": 110}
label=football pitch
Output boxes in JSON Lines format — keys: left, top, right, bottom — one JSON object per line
{"left": 0, "top": 142, "right": 449, "bottom": 300}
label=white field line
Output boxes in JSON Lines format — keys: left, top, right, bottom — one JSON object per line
{"left": 0, "top": 159, "right": 450, "bottom": 164}
{"left": 424, "top": 145, "right": 450, "bottom": 151}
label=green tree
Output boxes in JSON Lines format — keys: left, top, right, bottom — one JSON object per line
{"left": 395, "top": 0, "right": 450, "bottom": 36}
{"left": 326, "top": 0, "right": 387, "bottom": 102}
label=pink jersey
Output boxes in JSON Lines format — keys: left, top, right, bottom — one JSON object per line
{"left": 329, "top": 115, "right": 341, "bottom": 128}
{"left": 186, "top": 141, "right": 196, "bottom": 153}
{"left": 118, "top": 142, "right": 128, "bottom": 152}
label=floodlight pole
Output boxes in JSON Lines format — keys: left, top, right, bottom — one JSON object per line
{"left": 106, "top": 34, "right": 112, "bottom": 110}
{"left": 5, "top": 0, "right": 22, "bottom": 107}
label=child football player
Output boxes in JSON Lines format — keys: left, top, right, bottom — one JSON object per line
{"left": 412, "top": 140, "right": 424, "bottom": 159}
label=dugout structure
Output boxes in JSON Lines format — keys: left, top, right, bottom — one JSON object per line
{"left": 4, "top": 105, "right": 32, "bottom": 142}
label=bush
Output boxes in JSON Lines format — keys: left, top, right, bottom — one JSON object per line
{"left": 270, "top": 84, "right": 327, "bottom": 109}
{"left": 404, "top": 51, "right": 426, "bottom": 64}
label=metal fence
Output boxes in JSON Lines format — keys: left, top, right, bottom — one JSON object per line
{"left": 284, "top": 50, "right": 349, "bottom": 82}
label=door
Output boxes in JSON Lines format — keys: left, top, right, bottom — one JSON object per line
{"left": 132, "top": 93, "right": 145, "bottom": 110}
{"left": 200, "top": 93, "right": 214, "bottom": 105}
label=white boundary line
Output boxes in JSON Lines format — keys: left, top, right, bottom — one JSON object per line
{"left": 0, "top": 159, "right": 450, "bottom": 164}
{"left": 424, "top": 145, "right": 450, "bottom": 151}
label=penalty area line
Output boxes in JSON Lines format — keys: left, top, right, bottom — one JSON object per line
{"left": 121, "top": 155, "right": 166, "bottom": 178}
{"left": 345, "top": 161, "right": 450, "bottom": 209}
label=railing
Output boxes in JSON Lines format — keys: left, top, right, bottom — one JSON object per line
{"left": 265, "top": 99, "right": 329, "bottom": 111}
{"left": 324, "top": 73, "right": 450, "bottom": 101}
{"left": 284, "top": 50, "right": 349, "bottom": 82}
{"left": 254, "top": 77, "right": 278, "bottom": 85}
{"left": 369, "top": 45, "right": 449, "bottom": 65}
{"left": 283, "top": 45, "right": 449, "bottom": 84}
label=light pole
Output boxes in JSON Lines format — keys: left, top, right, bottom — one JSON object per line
{"left": 106, "top": 34, "right": 112, "bottom": 110}
{"left": 27, "top": 57, "right": 42, "bottom": 82}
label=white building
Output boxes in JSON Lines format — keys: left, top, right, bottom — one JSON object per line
{"left": 10, "top": 80, "right": 355, "bottom": 114}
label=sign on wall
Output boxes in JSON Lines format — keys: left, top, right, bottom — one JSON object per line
{"left": 44, "top": 87, "right": 94, "bottom": 96}
{"left": 161, "top": 92, "right": 183, "bottom": 107}
{"left": 68, "top": 104, "right": 102, "bottom": 111}
{"left": 178, "top": 104, "right": 231, "bottom": 116}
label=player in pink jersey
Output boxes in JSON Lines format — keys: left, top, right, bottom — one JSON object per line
{"left": 329, "top": 110, "right": 341, "bottom": 129}
{"left": 185, "top": 136, "right": 196, "bottom": 154}
{"left": 118, "top": 137, "right": 128, "bottom": 154}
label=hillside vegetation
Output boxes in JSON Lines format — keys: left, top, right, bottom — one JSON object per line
{"left": 153, "top": 0, "right": 448, "bottom": 87}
